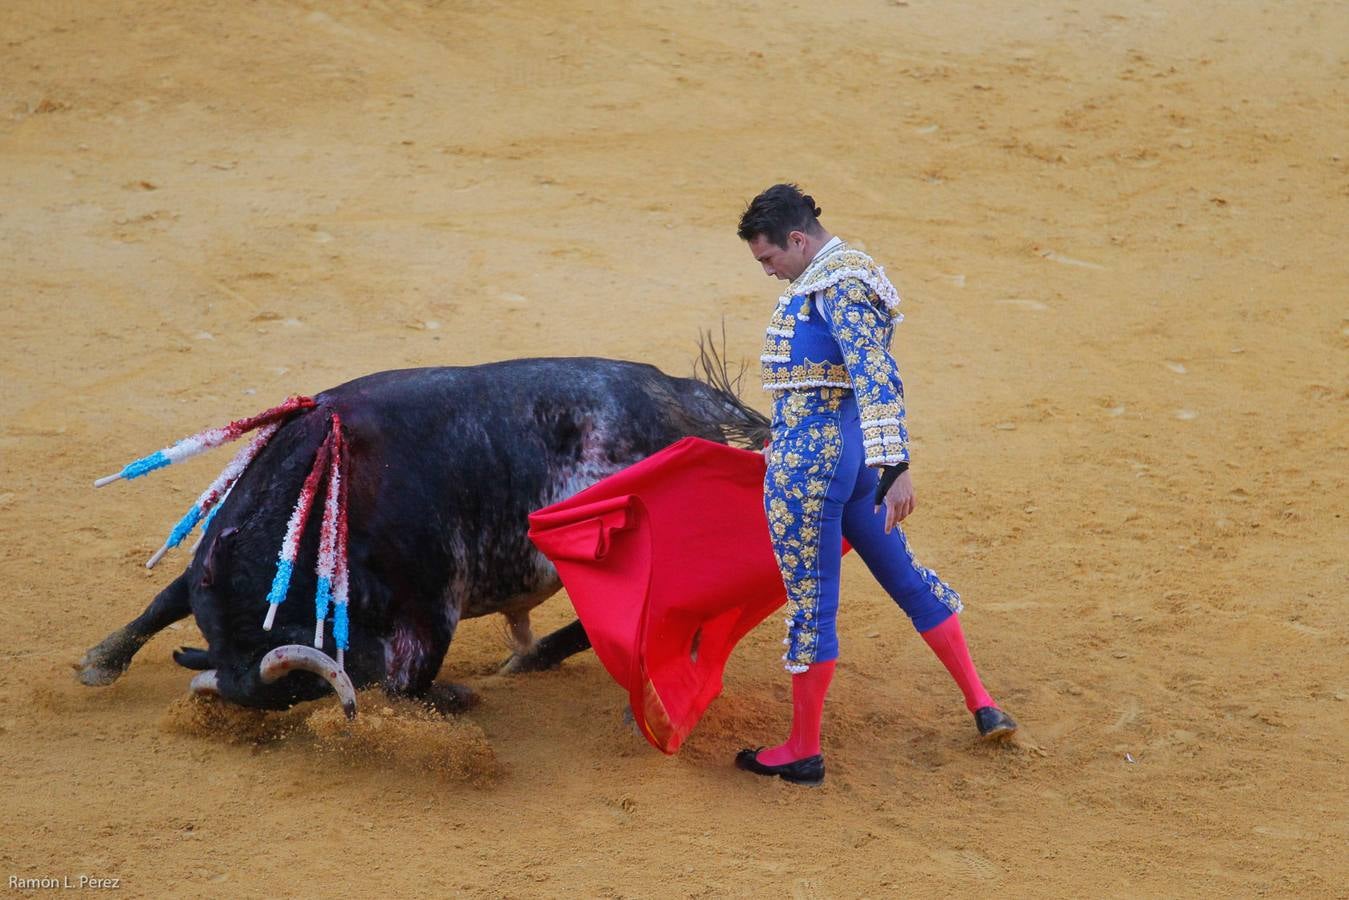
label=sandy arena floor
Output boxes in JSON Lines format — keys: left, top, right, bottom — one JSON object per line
{"left": 1, "top": 1, "right": 1345, "bottom": 896}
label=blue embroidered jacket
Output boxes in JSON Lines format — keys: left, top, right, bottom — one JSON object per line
{"left": 759, "top": 241, "right": 910, "bottom": 467}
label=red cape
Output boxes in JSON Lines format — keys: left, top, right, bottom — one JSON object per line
{"left": 527, "top": 437, "right": 787, "bottom": 754}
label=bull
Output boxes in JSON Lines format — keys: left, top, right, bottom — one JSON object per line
{"left": 77, "top": 352, "right": 768, "bottom": 717}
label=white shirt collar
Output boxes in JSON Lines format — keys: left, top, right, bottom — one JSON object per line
{"left": 810, "top": 236, "right": 843, "bottom": 264}
{"left": 791, "top": 236, "right": 844, "bottom": 292}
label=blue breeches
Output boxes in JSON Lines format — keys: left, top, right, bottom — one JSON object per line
{"left": 765, "top": 388, "right": 963, "bottom": 671}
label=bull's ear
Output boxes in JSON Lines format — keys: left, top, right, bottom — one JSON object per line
{"left": 173, "top": 647, "right": 212, "bottom": 670}
{"left": 199, "top": 526, "right": 239, "bottom": 588}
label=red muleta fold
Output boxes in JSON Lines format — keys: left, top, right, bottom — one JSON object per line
{"left": 528, "top": 437, "right": 850, "bottom": 755}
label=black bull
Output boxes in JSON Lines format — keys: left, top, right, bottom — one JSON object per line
{"left": 78, "top": 356, "right": 769, "bottom": 715}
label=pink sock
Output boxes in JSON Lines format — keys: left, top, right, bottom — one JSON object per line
{"left": 757, "top": 659, "right": 836, "bottom": 765}
{"left": 920, "top": 615, "right": 996, "bottom": 713}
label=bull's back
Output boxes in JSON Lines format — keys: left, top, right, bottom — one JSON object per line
{"left": 318, "top": 358, "right": 708, "bottom": 505}
{"left": 315, "top": 358, "right": 707, "bottom": 616}
{"left": 196, "top": 358, "right": 717, "bottom": 627}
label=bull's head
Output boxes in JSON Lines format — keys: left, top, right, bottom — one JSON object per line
{"left": 190, "top": 645, "right": 357, "bottom": 718}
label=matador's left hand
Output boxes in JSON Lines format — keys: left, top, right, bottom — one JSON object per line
{"left": 875, "top": 469, "right": 916, "bottom": 533}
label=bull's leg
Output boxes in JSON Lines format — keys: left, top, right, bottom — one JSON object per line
{"left": 382, "top": 615, "right": 480, "bottom": 715}
{"left": 76, "top": 571, "right": 191, "bottom": 686}
{"left": 499, "top": 619, "right": 591, "bottom": 674}
{"left": 505, "top": 609, "right": 535, "bottom": 654}
{"left": 421, "top": 681, "right": 481, "bottom": 715}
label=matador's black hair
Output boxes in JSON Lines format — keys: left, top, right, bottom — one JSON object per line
{"left": 737, "top": 183, "right": 824, "bottom": 248}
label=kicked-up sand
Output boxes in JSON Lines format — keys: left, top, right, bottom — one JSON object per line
{"left": 0, "top": 0, "right": 1344, "bottom": 895}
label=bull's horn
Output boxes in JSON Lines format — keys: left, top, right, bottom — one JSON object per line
{"left": 190, "top": 670, "right": 220, "bottom": 696}
{"left": 258, "top": 645, "right": 357, "bottom": 719}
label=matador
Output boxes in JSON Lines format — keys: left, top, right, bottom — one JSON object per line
{"left": 734, "top": 184, "right": 1018, "bottom": 786}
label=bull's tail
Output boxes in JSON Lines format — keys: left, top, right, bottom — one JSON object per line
{"left": 691, "top": 328, "right": 772, "bottom": 448}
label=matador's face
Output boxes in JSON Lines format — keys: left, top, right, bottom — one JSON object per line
{"left": 747, "top": 232, "right": 811, "bottom": 282}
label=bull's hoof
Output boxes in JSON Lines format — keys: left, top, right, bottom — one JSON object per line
{"left": 74, "top": 630, "right": 141, "bottom": 686}
{"left": 75, "top": 661, "right": 126, "bottom": 687}
{"left": 421, "top": 681, "right": 481, "bottom": 715}
{"left": 497, "top": 650, "right": 560, "bottom": 675}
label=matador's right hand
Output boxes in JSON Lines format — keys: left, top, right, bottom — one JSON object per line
{"left": 874, "top": 465, "right": 915, "bottom": 533}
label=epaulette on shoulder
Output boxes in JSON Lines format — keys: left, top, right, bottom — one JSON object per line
{"left": 796, "top": 249, "right": 901, "bottom": 313}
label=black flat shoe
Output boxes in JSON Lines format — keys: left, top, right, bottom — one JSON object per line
{"left": 974, "top": 706, "right": 1018, "bottom": 741}
{"left": 735, "top": 747, "right": 826, "bottom": 786}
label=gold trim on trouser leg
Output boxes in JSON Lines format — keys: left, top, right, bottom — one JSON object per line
{"left": 765, "top": 389, "right": 847, "bottom": 672}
